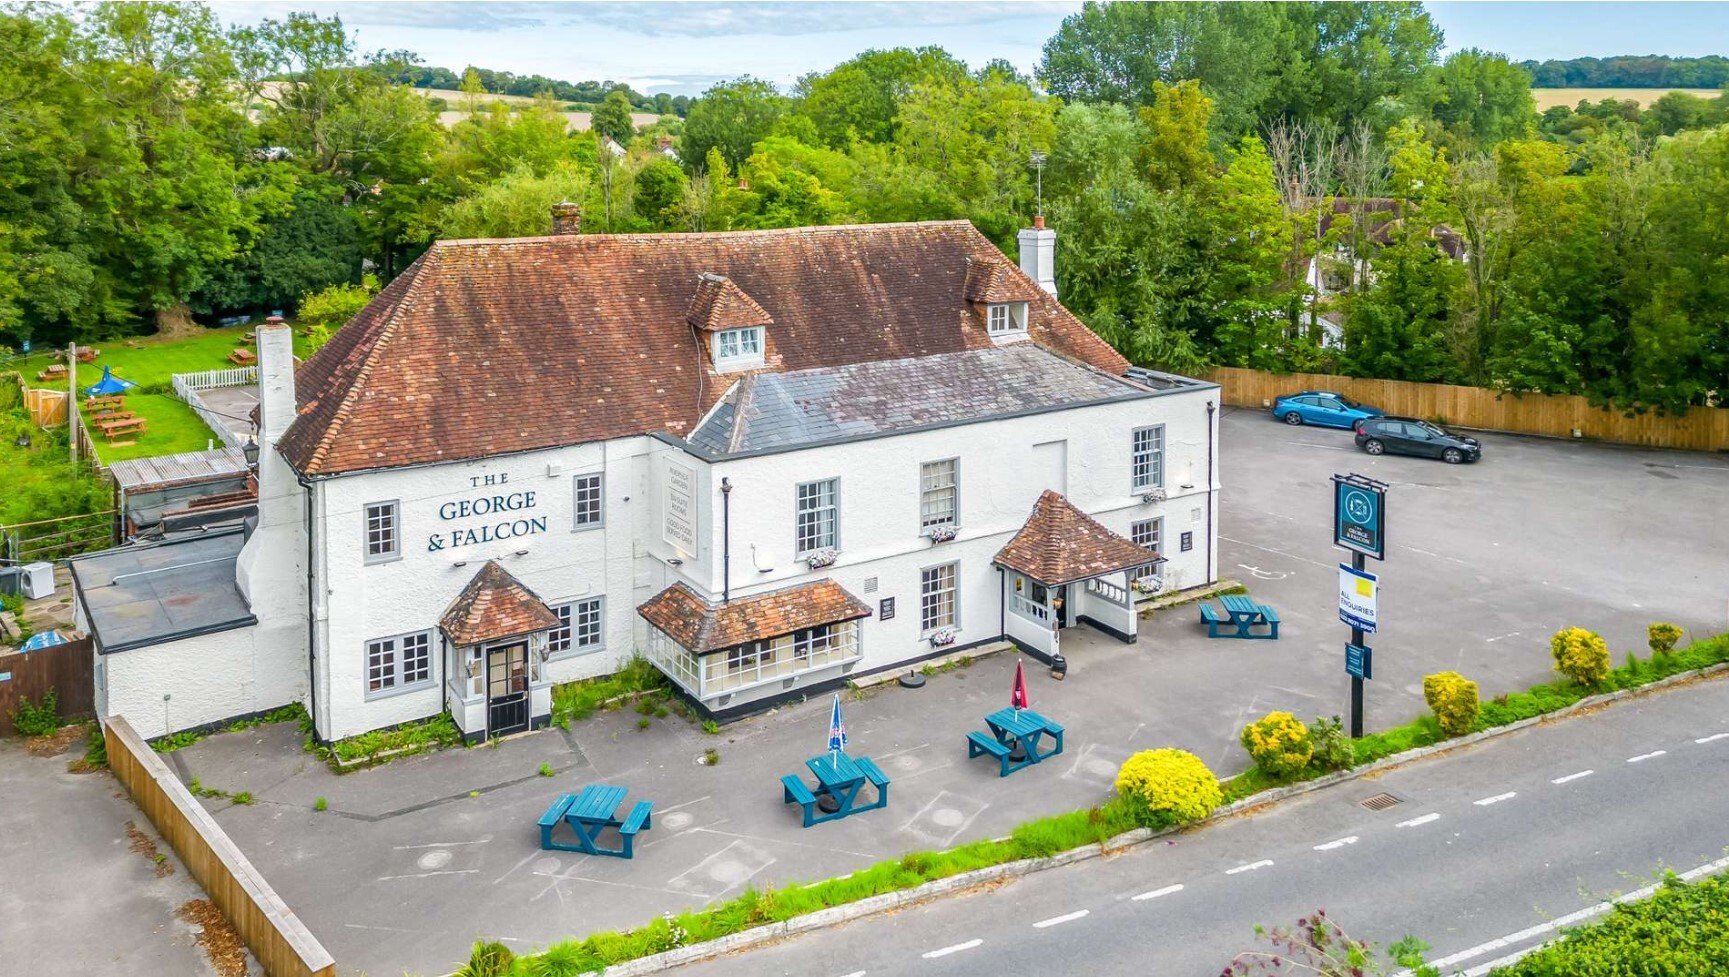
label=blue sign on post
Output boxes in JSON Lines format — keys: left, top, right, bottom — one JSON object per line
{"left": 1333, "top": 474, "right": 1387, "bottom": 560}
{"left": 1346, "top": 643, "right": 1372, "bottom": 680}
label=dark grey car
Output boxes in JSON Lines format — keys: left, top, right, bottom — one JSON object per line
{"left": 1353, "top": 416, "right": 1482, "bottom": 464}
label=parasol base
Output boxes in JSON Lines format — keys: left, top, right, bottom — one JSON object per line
{"left": 1007, "top": 742, "right": 1029, "bottom": 762}
{"left": 816, "top": 793, "right": 842, "bottom": 814}
{"left": 898, "top": 670, "right": 926, "bottom": 689}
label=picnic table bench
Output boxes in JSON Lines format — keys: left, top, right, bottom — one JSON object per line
{"left": 89, "top": 409, "right": 135, "bottom": 423}
{"left": 36, "top": 364, "right": 67, "bottom": 381}
{"left": 1199, "top": 594, "right": 1280, "bottom": 639}
{"left": 228, "top": 348, "right": 256, "bottom": 365}
{"left": 782, "top": 750, "right": 889, "bottom": 827}
{"left": 969, "top": 708, "right": 1065, "bottom": 777}
{"left": 86, "top": 395, "right": 125, "bottom": 411}
{"left": 537, "top": 783, "right": 653, "bottom": 858}
{"left": 100, "top": 417, "right": 147, "bottom": 440}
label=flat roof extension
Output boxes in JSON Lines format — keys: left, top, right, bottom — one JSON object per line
{"left": 69, "top": 528, "right": 256, "bottom": 654}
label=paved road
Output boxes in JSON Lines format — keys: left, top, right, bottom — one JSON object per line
{"left": 678, "top": 675, "right": 1729, "bottom": 977}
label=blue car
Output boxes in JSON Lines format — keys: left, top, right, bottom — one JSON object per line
{"left": 1271, "top": 390, "right": 1383, "bottom": 429}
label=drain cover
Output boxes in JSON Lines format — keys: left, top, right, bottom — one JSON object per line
{"left": 1360, "top": 792, "right": 1401, "bottom": 811}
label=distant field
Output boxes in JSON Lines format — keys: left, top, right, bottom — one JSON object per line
{"left": 411, "top": 88, "right": 661, "bottom": 132}
{"left": 1532, "top": 87, "right": 1721, "bottom": 110}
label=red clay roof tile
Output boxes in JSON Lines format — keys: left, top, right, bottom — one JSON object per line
{"left": 993, "top": 490, "right": 1158, "bottom": 586}
{"left": 438, "top": 560, "right": 561, "bottom": 646}
{"left": 637, "top": 579, "right": 872, "bottom": 654}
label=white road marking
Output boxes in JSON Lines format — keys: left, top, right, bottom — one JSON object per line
{"left": 1285, "top": 440, "right": 1354, "bottom": 451}
{"left": 1484, "top": 631, "right": 1522, "bottom": 643}
{"left": 1627, "top": 750, "right": 1667, "bottom": 763}
{"left": 1697, "top": 733, "right": 1729, "bottom": 744}
{"left": 1391, "top": 853, "right": 1729, "bottom": 977}
{"left": 1132, "top": 884, "right": 1185, "bottom": 901}
{"left": 1312, "top": 836, "right": 1359, "bottom": 851}
{"left": 1396, "top": 813, "right": 1440, "bottom": 828}
{"left": 1225, "top": 859, "right": 1274, "bottom": 875}
{"left": 392, "top": 839, "right": 491, "bottom": 849}
{"left": 1551, "top": 770, "right": 1594, "bottom": 784}
{"left": 1473, "top": 792, "right": 1517, "bottom": 806}
{"left": 1033, "top": 910, "right": 1090, "bottom": 928}
{"left": 836, "top": 971, "right": 868, "bottom": 977}
{"left": 375, "top": 869, "right": 480, "bottom": 881}
{"left": 922, "top": 939, "right": 982, "bottom": 959}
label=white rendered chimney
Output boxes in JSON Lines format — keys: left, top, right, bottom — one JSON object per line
{"left": 1017, "top": 214, "right": 1057, "bottom": 299}
{"left": 255, "top": 314, "right": 296, "bottom": 446}
{"left": 237, "top": 312, "right": 307, "bottom": 616}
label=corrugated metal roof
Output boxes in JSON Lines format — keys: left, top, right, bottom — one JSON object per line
{"left": 687, "top": 344, "right": 1150, "bottom": 456}
{"left": 108, "top": 448, "right": 247, "bottom": 492}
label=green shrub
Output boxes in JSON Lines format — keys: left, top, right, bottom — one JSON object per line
{"left": 1114, "top": 748, "right": 1223, "bottom": 829}
{"left": 1308, "top": 715, "right": 1353, "bottom": 772}
{"left": 455, "top": 940, "right": 513, "bottom": 977}
{"left": 1239, "top": 711, "right": 1313, "bottom": 778}
{"left": 550, "top": 655, "right": 667, "bottom": 728}
{"left": 1494, "top": 874, "right": 1729, "bottom": 976}
{"left": 1422, "top": 671, "right": 1481, "bottom": 737}
{"left": 1648, "top": 622, "right": 1684, "bottom": 655}
{"left": 327, "top": 713, "right": 462, "bottom": 765}
{"left": 11, "top": 689, "right": 60, "bottom": 736}
{"left": 1551, "top": 627, "right": 1611, "bottom": 685}
{"left": 80, "top": 723, "right": 108, "bottom": 769}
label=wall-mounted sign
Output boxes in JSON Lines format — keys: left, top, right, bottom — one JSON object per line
{"left": 1180, "top": 531, "right": 1193, "bottom": 552}
{"left": 1346, "top": 643, "right": 1372, "bottom": 680}
{"left": 426, "top": 472, "right": 546, "bottom": 551}
{"left": 1333, "top": 474, "right": 1387, "bottom": 560}
{"left": 663, "top": 463, "right": 696, "bottom": 551}
{"left": 879, "top": 597, "right": 896, "bottom": 621}
{"left": 1338, "top": 563, "right": 1378, "bottom": 633}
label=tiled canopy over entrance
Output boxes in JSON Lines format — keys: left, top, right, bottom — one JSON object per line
{"left": 637, "top": 579, "right": 872, "bottom": 654}
{"left": 438, "top": 560, "right": 560, "bottom": 646}
{"left": 994, "top": 490, "right": 1159, "bottom": 586}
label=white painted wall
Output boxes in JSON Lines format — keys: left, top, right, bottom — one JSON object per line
{"left": 103, "top": 625, "right": 306, "bottom": 740}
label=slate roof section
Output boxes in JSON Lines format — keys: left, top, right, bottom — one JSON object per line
{"left": 963, "top": 257, "right": 1042, "bottom": 303}
{"left": 637, "top": 580, "right": 873, "bottom": 655}
{"left": 276, "top": 221, "right": 1129, "bottom": 477}
{"left": 687, "top": 344, "right": 1150, "bottom": 457}
{"left": 438, "top": 560, "right": 560, "bottom": 646}
{"left": 686, "top": 273, "right": 774, "bottom": 332}
{"left": 994, "top": 490, "right": 1160, "bottom": 586}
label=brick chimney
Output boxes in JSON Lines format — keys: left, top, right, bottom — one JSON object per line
{"left": 1017, "top": 217, "right": 1058, "bottom": 299}
{"left": 550, "top": 201, "right": 582, "bottom": 236}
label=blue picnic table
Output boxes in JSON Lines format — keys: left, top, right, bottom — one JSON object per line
{"left": 1199, "top": 593, "right": 1281, "bottom": 639}
{"left": 781, "top": 750, "right": 890, "bottom": 827}
{"left": 537, "top": 784, "right": 654, "bottom": 858}
{"left": 968, "top": 707, "right": 1065, "bottom": 777}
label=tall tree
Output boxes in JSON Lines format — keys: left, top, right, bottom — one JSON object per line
{"left": 680, "top": 77, "right": 788, "bottom": 171}
{"left": 794, "top": 47, "right": 968, "bottom": 147}
{"left": 591, "top": 89, "right": 636, "bottom": 147}
{"left": 1431, "top": 49, "right": 1537, "bottom": 149}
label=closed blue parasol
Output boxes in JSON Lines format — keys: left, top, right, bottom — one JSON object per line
{"left": 82, "top": 365, "right": 136, "bottom": 397}
{"left": 826, "top": 692, "right": 847, "bottom": 768}
{"left": 20, "top": 630, "right": 68, "bottom": 652}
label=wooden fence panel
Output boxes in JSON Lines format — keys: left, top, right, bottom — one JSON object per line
{"left": 104, "top": 715, "right": 336, "bottom": 977}
{"left": 0, "top": 637, "right": 93, "bottom": 736}
{"left": 1207, "top": 368, "right": 1729, "bottom": 453}
{"left": 25, "top": 387, "right": 68, "bottom": 427}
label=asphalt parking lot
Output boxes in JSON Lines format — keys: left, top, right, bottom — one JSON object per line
{"left": 165, "top": 411, "right": 1729, "bottom": 977}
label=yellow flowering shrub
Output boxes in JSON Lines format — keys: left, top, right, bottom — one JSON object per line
{"left": 1648, "top": 622, "right": 1684, "bottom": 655}
{"left": 1115, "top": 748, "right": 1223, "bottom": 829}
{"left": 1551, "top": 627, "right": 1611, "bottom": 686}
{"left": 1238, "top": 711, "right": 1313, "bottom": 778}
{"left": 1422, "top": 671, "right": 1480, "bottom": 736}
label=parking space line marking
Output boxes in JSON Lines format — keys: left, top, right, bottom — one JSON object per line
{"left": 1313, "top": 836, "right": 1359, "bottom": 851}
{"left": 837, "top": 971, "right": 868, "bottom": 977}
{"left": 923, "top": 939, "right": 982, "bottom": 959}
{"left": 1696, "top": 733, "right": 1729, "bottom": 744}
{"left": 1225, "top": 859, "right": 1274, "bottom": 875}
{"left": 1627, "top": 750, "right": 1667, "bottom": 763}
{"left": 1397, "top": 813, "right": 1440, "bottom": 828}
{"left": 1132, "top": 884, "right": 1185, "bottom": 901}
{"left": 1474, "top": 792, "right": 1517, "bottom": 806}
{"left": 1034, "top": 910, "right": 1089, "bottom": 928}
{"left": 376, "top": 869, "right": 480, "bottom": 881}
{"left": 1551, "top": 770, "right": 1594, "bottom": 784}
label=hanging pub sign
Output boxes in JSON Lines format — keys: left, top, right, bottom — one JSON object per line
{"left": 1332, "top": 473, "right": 1388, "bottom": 560}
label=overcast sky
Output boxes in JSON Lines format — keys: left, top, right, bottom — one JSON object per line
{"left": 207, "top": 2, "right": 1729, "bottom": 96}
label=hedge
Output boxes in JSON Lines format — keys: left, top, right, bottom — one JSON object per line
{"left": 1492, "top": 874, "right": 1729, "bottom": 975}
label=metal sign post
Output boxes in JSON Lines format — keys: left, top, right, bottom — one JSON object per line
{"left": 1333, "top": 474, "right": 1387, "bottom": 737}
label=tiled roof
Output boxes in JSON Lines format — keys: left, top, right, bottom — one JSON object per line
{"left": 994, "top": 490, "right": 1159, "bottom": 586}
{"left": 438, "top": 561, "right": 560, "bottom": 646}
{"left": 686, "top": 273, "right": 773, "bottom": 332}
{"left": 637, "top": 580, "right": 872, "bottom": 654}
{"left": 687, "top": 345, "right": 1150, "bottom": 456}
{"left": 277, "top": 221, "right": 1128, "bottom": 477}
{"left": 963, "top": 257, "right": 1042, "bottom": 303}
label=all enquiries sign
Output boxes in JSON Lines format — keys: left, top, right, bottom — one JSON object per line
{"left": 1338, "top": 563, "right": 1379, "bottom": 633}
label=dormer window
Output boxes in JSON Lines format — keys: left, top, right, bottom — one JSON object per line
{"left": 987, "top": 302, "right": 1029, "bottom": 337}
{"left": 714, "top": 326, "right": 765, "bottom": 371}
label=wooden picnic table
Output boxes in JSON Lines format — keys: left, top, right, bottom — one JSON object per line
{"left": 228, "top": 348, "right": 256, "bottom": 365}
{"left": 86, "top": 395, "right": 125, "bottom": 410}
{"left": 100, "top": 417, "right": 147, "bottom": 440}
{"left": 36, "top": 364, "right": 67, "bottom": 381}
{"left": 781, "top": 750, "right": 889, "bottom": 827}
{"left": 89, "top": 410, "right": 135, "bottom": 424}
{"left": 970, "top": 707, "right": 1065, "bottom": 777}
{"left": 537, "top": 783, "right": 653, "bottom": 858}
{"left": 1200, "top": 594, "right": 1281, "bottom": 639}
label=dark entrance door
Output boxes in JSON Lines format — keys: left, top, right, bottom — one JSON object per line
{"left": 487, "top": 642, "right": 530, "bottom": 737}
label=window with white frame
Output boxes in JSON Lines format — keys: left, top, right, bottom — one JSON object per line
{"left": 728, "top": 640, "right": 774, "bottom": 673}
{"left": 714, "top": 326, "right": 765, "bottom": 370}
{"left": 986, "top": 302, "right": 1028, "bottom": 336}
{"left": 366, "top": 630, "right": 433, "bottom": 696}
{"left": 573, "top": 473, "right": 603, "bottom": 528}
{"left": 1130, "top": 517, "right": 1162, "bottom": 581}
{"left": 1131, "top": 426, "right": 1164, "bottom": 490}
{"left": 548, "top": 597, "right": 604, "bottom": 658}
{"left": 920, "top": 563, "right": 957, "bottom": 631}
{"left": 364, "top": 501, "right": 399, "bottom": 562}
{"left": 919, "top": 459, "right": 958, "bottom": 530}
{"left": 796, "top": 479, "right": 839, "bottom": 554}
{"left": 792, "top": 624, "right": 833, "bottom": 661}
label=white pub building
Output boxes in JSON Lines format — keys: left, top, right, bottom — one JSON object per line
{"left": 71, "top": 213, "right": 1220, "bottom": 742}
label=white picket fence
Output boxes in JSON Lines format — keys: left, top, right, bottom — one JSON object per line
{"left": 171, "top": 367, "right": 257, "bottom": 448}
